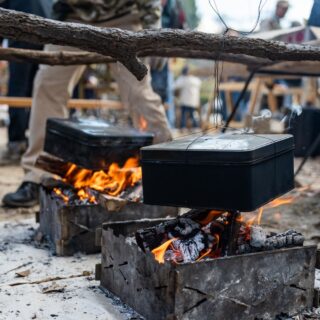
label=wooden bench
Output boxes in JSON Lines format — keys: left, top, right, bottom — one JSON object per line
{"left": 0, "top": 97, "right": 123, "bottom": 109}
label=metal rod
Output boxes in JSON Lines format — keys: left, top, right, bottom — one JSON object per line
{"left": 295, "top": 131, "right": 320, "bottom": 177}
{"left": 222, "top": 71, "right": 256, "bottom": 133}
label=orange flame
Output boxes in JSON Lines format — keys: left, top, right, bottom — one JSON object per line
{"left": 196, "top": 248, "right": 212, "bottom": 262}
{"left": 63, "top": 157, "right": 142, "bottom": 199}
{"left": 266, "top": 196, "right": 295, "bottom": 209}
{"left": 245, "top": 196, "right": 296, "bottom": 227}
{"left": 256, "top": 207, "right": 264, "bottom": 225}
{"left": 139, "top": 115, "right": 148, "bottom": 131}
{"left": 152, "top": 238, "right": 177, "bottom": 264}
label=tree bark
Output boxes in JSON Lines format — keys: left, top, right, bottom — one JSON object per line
{"left": 0, "top": 47, "right": 271, "bottom": 69}
{"left": 0, "top": 47, "right": 115, "bottom": 65}
{"left": 1, "top": 8, "right": 320, "bottom": 79}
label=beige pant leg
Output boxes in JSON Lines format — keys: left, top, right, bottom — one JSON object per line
{"left": 22, "top": 44, "right": 86, "bottom": 183}
{"left": 110, "top": 62, "right": 172, "bottom": 144}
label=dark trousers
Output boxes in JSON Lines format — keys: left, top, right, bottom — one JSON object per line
{"left": 7, "top": 41, "right": 42, "bottom": 142}
{"left": 181, "top": 105, "right": 198, "bottom": 128}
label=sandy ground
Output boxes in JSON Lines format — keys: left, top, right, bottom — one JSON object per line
{"left": 0, "top": 127, "right": 319, "bottom": 319}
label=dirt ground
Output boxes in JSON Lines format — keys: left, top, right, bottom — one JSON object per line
{"left": 0, "top": 127, "right": 140, "bottom": 320}
{"left": 0, "top": 127, "right": 319, "bottom": 319}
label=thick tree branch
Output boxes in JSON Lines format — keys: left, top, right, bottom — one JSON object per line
{"left": 0, "top": 8, "right": 320, "bottom": 79}
{"left": 0, "top": 47, "right": 271, "bottom": 69}
{"left": 0, "top": 47, "right": 115, "bottom": 65}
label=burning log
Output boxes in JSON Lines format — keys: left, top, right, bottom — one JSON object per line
{"left": 238, "top": 228, "right": 305, "bottom": 254}
{"left": 136, "top": 211, "right": 225, "bottom": 261}
{"left": 36, "top": 152, "right": 143, "bottom": 209}
{"left": 169, "top": 232, "right": 206, "bottom": 263}
{"left": 135, "top": 219, "right": 177, "bottom": 252}
{"left": 136, "top": 207, "right": 306, "bottom": 265}
{"left": 220, "top": 211, "right": 241, "bottom": 256}
{"left": 36, "top": 154, "right": 72, "bottom": 177}
{"left": 250, "top": 225, "right": 267, "bottom": 249}
{"left": 135, "top": 209, "right": 219, "bottom": 253}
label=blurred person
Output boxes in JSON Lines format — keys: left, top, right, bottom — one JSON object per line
{"left": 2, "top": 0, "right": 172, "bottom": 208}
{"left": 260, "top": 0, "right": 290, "bottom": 31}
{"left": 301, "top": 0, "right": 320, "bottom": 106}
{"left": 151, "top": 0, "right": 185, "bottom": 128}
{"left": 174, "top": 66, "right": 201, "bottom": 129}
{"left": 0, "top": 0, "right": 52, "bottom": 165}
{"left": 260, "top": 0, "right": 301, "bottom": 112}
{"left": 308, "top": 0, "right": 320, "bottom": 27}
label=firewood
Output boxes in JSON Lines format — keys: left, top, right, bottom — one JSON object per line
{"left": 238, "top": 229, "right": 304, "bottom": 254}
{"left": 136, "top": 211, "right": 223, "bottom": 253}
{"left": 135, "top": 219, "right": 177, "bottom": 252}
{"left": 168, "top": 218, "right": 201, "bottom": 239}
{"left": 172, "top": 232, "right": 206, "bottom": 263}
{"left": 41, "top": 176, "right": 71, "bottom": 189}
{"left": 35, "top": 154, "right": 71, "bottom": 177}
{"left": 264, "top": 230, "right": 304, "bottom": 250}
{"left": 221, "top": 212, "right": 241, "bottom": 256}
{"left": 250, "top": 225, "right": 267, "bottom": 249}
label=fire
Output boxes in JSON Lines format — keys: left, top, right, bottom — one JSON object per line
{"left": 149, "top": 195, "right": 298, "bottom": 265}
{"left": 64, "top": 157, "right": 142, "bottom": 198}
{"left": 152, "top": 238, "right": 177, "bottom": 264}
{"left": 242, "top": 195, "right": 296, "bottom": 227}
{"left": 256, "top": 207, "right": 264, "bottom": 225}
{"left": 77, "top": 189, "right": 96, "bottom": 203}
{"left": 196, "top": 248, "right": 212, "bottom": 262}
{"left": 53, "top": 188, "right": 69, "bottom": 203}
{"left": 266, "top": 196, "right": 295, "bottom": 209}
{"left": 139, "top": 115, "right": 148, "bottom": 131}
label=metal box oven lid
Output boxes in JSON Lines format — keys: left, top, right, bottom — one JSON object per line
{"left": 46, "top": 118, "right": 154, "bottom": 147}
{"left": 141, "top": 134, "right": 294, "bottom": 164}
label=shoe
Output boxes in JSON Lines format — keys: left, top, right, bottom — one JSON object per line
{"left": 2, "top": 182, "right": 39, "bottom": 208}
{"left": 0, "top": 141, "right": 27, "bottom": 166}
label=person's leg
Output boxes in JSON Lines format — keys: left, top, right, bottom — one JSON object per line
{"left": 187, "top": 107, "right": 198, "bottom": 128}
{"left": 22, "top": 45, "right": 86, "bottom": 183}
{"left": 110, "top": 62, "right": 171, "bottom": 143}
{"left": 0, "top": 62, "right": 38, "bottom": 165}
{"left": 3, "top": 44, "right": 86, "bottom": 207}
{"left": 180, "top": 106, "right": 187, "bottom": 128}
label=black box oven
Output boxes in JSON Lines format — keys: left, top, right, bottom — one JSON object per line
{"left": 44, "top": 118, "right": 154, "bottom": 170}
{"left": 141, "top": 134, "right": 294, "bottom": 212}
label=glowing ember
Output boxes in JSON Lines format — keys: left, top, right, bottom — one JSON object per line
{"left": 77, "top": 189, "right": 96, "bottom": 203}
{"left": 53, "top": 188, "right": 69, "bottom": 203}
{"left": 149, "top": 195, "right": 297, "bottom": 264}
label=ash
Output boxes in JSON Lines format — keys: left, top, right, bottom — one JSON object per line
{"left": 100, "top": 287, "right": 145, "bottom": 320}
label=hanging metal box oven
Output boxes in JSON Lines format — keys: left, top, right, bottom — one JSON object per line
{"left": 141, "top": 134, "right": 294, "bottom": 212}
{"left": 44, "top": 118, "right": 154, "bottom": 170}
